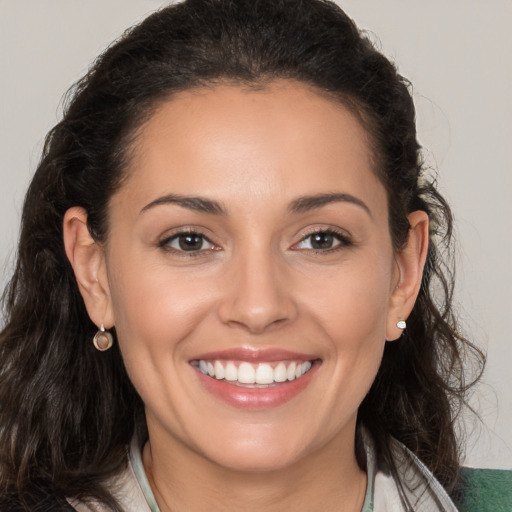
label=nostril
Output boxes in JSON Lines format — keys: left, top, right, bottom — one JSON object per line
{"left": 224, "top": 313, "right": 291, "bottom": 334}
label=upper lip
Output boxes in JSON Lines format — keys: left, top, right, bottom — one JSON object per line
{"left": 191, "top": 347, "right": 318, "bottom": 363}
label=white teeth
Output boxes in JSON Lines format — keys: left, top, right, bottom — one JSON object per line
{"left": 274, "top": 362, "right": 288, "bottom": 382}
{"left": 255, "top": 363, "right": 274, "bottom": 385}
{"left": 225, "top": 362, "right": 238, "bottom": 381}
{"left": 197, "top": 359, "right": 314, "bottom": 385}
{"left": 238, "top": 362, "right": 256, "bottom": 384}
{"left": 214, "top": 360, "right": 225, "bottom": 380}
{"left": 287, "top": 362, "right": 297, "bottom": 381}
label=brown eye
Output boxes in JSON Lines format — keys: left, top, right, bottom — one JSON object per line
{"left": 161, "top": 232, "right": 215, "bottom": 252}
{"left": 294, "top": 230, "right": 350, "bottom": 252}
{"left": 178, "top": 233, "right": 205, "bottom": 251}
{"left": 310, "top": 232, "right": 335, "bottom": 249}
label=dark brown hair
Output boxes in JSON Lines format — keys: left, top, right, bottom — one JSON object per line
{"left": 0, "top": 0, "right": 484, "bottom": 509}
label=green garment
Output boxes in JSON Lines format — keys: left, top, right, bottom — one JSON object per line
{"left": 454, "top": 468, "right": 512, "bottom": 512}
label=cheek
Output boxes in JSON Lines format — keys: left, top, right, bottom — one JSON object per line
{"left": 299, "top": 250, "right": 393, "bottom": 403}
{"left": 107, "top": 256, "right": 217, "bottom": 367}
{"left": 301, "top": 255, "right": 393, "bottom": 345}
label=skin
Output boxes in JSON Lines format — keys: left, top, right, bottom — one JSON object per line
{"left": 64, "top": 80, "right": 429, "bottom": 511}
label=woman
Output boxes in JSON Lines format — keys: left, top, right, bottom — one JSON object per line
{"left": 0, "top": 0, "right": 492, "bottom": 510}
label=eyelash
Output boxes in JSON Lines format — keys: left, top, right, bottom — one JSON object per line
{"left": 293, "top": 228, "right": 352, "bottom": 254}
{"left": 158, "top": 229, "right": 217, "bottom": 257}
{"left": 158, "top": 227, "right": 352, "bottom": 257}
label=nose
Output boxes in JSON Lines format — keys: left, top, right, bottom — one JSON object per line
{"left": 217, "top": 248, "right": 298, "bottom": 334}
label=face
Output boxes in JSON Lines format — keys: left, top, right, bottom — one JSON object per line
{"left": 102, "top": 81, "right": 399, "bottom": 471}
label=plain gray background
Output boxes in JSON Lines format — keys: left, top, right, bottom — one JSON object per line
{"left": 1, "top": 1, "right": 511, "bottom": 469}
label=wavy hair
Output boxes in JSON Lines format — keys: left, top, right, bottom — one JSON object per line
{"left": 0, "top": 0, "right": 484, "bottom": 509}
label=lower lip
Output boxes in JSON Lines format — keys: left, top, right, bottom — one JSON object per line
{"left": 194, "top": 363, "right": 319, "bottom": 410}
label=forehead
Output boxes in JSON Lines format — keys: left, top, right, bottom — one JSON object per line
{"left": 115, "top": 80, "right": 385, "bottom": 216}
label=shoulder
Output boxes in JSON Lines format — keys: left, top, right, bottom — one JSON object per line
{"left": 68, "top": 445, "right": 151, "bottom": 512}
{"left": 387, "top": 437, "right": 459, "bottom": 511}
{"left": 453, "top": 467, "right": 512, "bottom": 512}
{"left": 363, "top": 429, "right": 459, "bottom": 511}
{"left": 384, "top": 436, "right": 512, "bottom": 512}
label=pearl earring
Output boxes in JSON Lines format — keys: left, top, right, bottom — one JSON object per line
{"left": 93, "top": 324, "right": 114, "bottom": 351}
{"left": 397, "top": 320, "right": 406, "bottom": 330}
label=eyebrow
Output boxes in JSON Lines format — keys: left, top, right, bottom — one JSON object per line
{"left": 140, "top": 194, "right": 227, "bottom": 215}
{"left": 289, "top": 193, "right": 372, "bottom": 218}
{"left": 140, "top": 191, "right": 371, "bottom": 218}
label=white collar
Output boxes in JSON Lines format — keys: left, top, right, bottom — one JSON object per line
{"left": 122, "top": 429, "right": 457, "bottom": 512}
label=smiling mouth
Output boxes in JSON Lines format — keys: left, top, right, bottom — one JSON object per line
{"left": 192, "top": 359, "right": 315, "bottom": 387}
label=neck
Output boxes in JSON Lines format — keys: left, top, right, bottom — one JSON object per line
{"left": 142, "top": 426, "right": 367, "bottom": 512}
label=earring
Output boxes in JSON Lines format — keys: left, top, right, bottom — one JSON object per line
{"left": 397, "top": 320, "right": 406, "bottom": 330}
{"left": 93, "top": 324, "right": 113, "bottom": 351}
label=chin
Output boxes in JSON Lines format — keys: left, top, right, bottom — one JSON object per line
{"left": 208, "top": 448, "right": 301, "bottom": 474}
{"left": 195, "top": 429, "right": 308, "bottom": 473}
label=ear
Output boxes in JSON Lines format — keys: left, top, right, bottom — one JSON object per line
{"left": 386, "top": 210, "right": 429, "bottom": 341}
{"left": 63, "top": 207, "right": 115, "bottom": 329}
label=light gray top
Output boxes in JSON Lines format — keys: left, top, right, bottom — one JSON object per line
{"left": 69, "top": 431, "right": 458, "bottom": 512}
